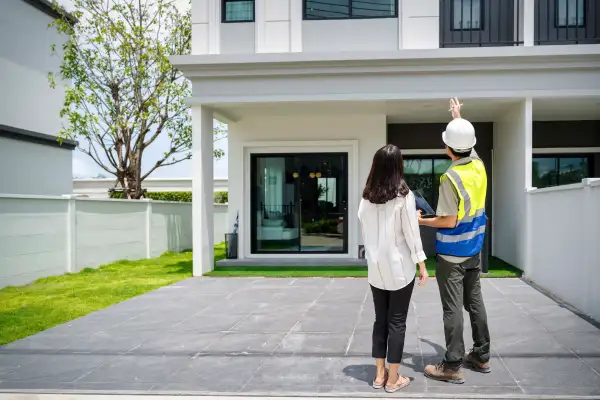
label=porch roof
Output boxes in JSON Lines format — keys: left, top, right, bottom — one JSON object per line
{"left": 172, "top": 45, "right": 600, "bottom": 113}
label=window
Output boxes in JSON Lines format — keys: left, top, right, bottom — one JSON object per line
{"left": 222, "top": 0, "right": 254, "bottom": 22}
{"left": 304, "top": 0, "right": 397, "bottom": 20}
{"left": 556, "top": 0, "right": 585, "bottom": 27}
{"left": 451, "top": 0, "right": 483, "bottom": 30}
{"left": 532, "top": 155, "right": 592, "bottom": 188}
{"left": 403, "top": 157, "right": 452, "bottom": 210}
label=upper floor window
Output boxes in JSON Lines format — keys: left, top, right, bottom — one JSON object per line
{"left": 452, "top": 0, "right": 482, "bottom": 30}
{"left": 222, "top": 0, "right": 254, "bottom": 23}
{"left": 304, "top": 0, "right": 397, "bottom": 20}
{"left": 556, "top": 0, "right": 585, "bottom": 27}
{"left": 532, "top": 155, "right": 592, "bottom": 188}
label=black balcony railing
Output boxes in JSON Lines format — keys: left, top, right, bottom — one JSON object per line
{"left": 440, "top": 0, "right": 524, "bottom": 47}
{"left": 535, "top": 0, "right": 600, "bottom": 45}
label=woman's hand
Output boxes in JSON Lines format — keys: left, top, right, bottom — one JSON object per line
{"left": 418, "top": 262, "right": 429, "bottom": 287}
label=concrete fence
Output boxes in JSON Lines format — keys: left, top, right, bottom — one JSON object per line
{"left": 0, "top": 195, "right": 198, "bottom": 288}
{"left": 526, "top": 178, "right": 600, "bottom": 322}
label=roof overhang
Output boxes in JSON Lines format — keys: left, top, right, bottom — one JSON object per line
{"left": 171, "top": 45, "right": 600, "bottom": 108}
{"left": 0, "top": 124, "right": 77, "bottom": 150}
{"left": 22, "top": 0, "right": 78, "bottom": 25}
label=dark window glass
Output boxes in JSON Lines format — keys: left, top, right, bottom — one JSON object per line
{"left": 223, "top": 0, "right": 254, "bottom": 22}
{"left": 304, "top": 0, "right": 396, "bottom": 20}
{"left": 556, "top": 0, "right": 585, "bottom": 27}
{"left": 452, "top": 0, "right": 482, "bottom": 30}
{"left": 532, "top": 155, "right": 592, "bottom": 188}
{"left": 404, "top": 157, "right": 452, "bottom": 210}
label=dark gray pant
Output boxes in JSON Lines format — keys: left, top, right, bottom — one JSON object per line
{"left": 436, "top": 254, "right": 490, "bottom": 369}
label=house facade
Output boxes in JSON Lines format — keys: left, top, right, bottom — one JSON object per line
{"left": 0, "top": 0, "right": 75, "bottom": 196}
{"left": 171, "top": 0, "right": 600, "bottom": 275}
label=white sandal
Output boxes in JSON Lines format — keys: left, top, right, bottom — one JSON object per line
{"left": 372, "top": 370, "right": 388, "bottom": 389}
{"left": 385, "top": 375, "right": 410, "bottom": 393}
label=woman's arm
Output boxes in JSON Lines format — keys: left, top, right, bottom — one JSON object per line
{"left": 397, "top": 194, "right": 427, "bottom": 264}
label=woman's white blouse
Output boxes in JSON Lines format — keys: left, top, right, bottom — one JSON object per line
{"left": 358, "top": 191, "right": 427, "bottom": 291}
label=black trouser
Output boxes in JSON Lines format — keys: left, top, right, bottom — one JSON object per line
{"left": 436, "top": 254, "right": 491, "bottom": 369}
{"left": 371, "top": 278, "right": 415, "bottom": 364}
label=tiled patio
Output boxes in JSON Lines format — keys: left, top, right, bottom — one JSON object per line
{"left": 1, "top": 277, "right": 599, "bottom": 398}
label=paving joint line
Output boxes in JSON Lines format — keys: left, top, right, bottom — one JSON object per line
{"left": 345, "top": 285, "right": 369, "bottom": 355}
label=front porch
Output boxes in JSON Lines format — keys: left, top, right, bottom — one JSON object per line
{"left": 171, "top": 47, "right": 600, "bottom": 275}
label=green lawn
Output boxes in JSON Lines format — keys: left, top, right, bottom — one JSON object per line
{"left": 0, "top": 243, "right": 520, "bottom": 345}
{"left": 207, "top": 253, "right": 521, "bottom": 279}
{"left": 0, "top": 251, "right": 193, "bottom": 346}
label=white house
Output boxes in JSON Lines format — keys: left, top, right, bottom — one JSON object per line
{"left": 171, "top": 0, "right": 600, "bottom": 276}
{"left": 0, "top": 0, "right": 76, "bottom": 196}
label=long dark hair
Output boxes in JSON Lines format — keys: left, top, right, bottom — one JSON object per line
{"left": 362, "top": 144, "right": 410, "bottom": 204}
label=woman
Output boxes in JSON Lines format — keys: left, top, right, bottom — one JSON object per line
{"left": 358, "top": 144, "right": 429, "bottom": 393}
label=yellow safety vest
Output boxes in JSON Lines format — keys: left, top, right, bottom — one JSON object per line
{"left": 435, "top": 159, "right": 488, "bottom": 257}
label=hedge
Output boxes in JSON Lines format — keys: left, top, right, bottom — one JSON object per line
{"left": 109, "top": 190, "right": 228, "bottom": 204}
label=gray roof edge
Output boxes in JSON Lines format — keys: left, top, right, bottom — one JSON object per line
{"left": 22, "top": 0, "right": 78, "bottom": 25}
{"left": 0, "top": 124, "right": 77, "bottom": 150}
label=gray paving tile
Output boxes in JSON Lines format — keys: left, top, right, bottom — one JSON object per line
{"left": 4, "top": 354, "right": 116, "bottom": 383}
{"left": 0, "top": 380, "right": 66, "bottom": 390}
{"left": 275, "top": 333, "right": 350, "bottom": 355}
{"left": 129, "top": 332, "right": 222, "bottom": 356}
{"left": 202, "top": 333, "right": 284, "bottom": 355}
{"left": 0, "top": 330, "right": 81, "bottom": 354}
{"left": 60, "top": 381, "right": 155, "bottom": 391}
{"left": 294, "top": 316, "right": 357, "bottom": 334}
{"left": 523, "top": 386, "right": 600, "bottom": 396}
{"left": 172, "top": 313, "right": 248, "bottom": 332}
{"left": 426, "top": 385, "right": 523, "bottom": 396}
{"left": 168, "top": 355, "right": 264, "bottom": 391}
{"left": 230, "top": 313, "right": 301, "bottom": 334}
{"left": 60, "top": 329, "right": 157, "bottom": 355}
{"left": 76, "top": 354, "right": 190, "bottom": 383}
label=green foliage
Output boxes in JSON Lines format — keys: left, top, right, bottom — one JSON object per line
{"left": 303, "top": 219, "right": 339, "bottom": 234}
{"left": 48, "top": 0, "right": 226, "bottom": 199}
{"left": 108, "top": 190, "right": 229, "bottom": 203}
{"left": 214, "top": 191, "right": 228, "bottom": 204}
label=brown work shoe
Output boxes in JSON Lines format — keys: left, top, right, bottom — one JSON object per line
{"left": 424, "top": 362, "right": 465, "bottom": 384}
{"left": 465, "top": 352, "right": 491, "bottom": 373}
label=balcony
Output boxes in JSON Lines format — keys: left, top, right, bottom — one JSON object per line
{"left": 440, "top": 0, "right": 600, "bottom": 48}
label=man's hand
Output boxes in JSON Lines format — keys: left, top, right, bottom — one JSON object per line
{"left": 449, "top": 97, "right": 462, "bottom": 119}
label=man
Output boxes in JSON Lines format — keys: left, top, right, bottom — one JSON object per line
{"left": 418, "top": 98, "right": 491, "bottom": 384}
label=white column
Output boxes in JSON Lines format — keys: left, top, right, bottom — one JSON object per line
{"left": 192, "top": 105, "right": 215, "bottom": 275}
{"left": 523, "top": 0, "right": 535, "bottom": 46}
{"left": 492, "top": 98, "right": 532, "bottom": 269}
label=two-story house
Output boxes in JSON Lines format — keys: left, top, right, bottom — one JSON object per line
{"left": 0, "top": 0, "right": 76, "bottom": 196}
{"left": 171, "top": 0, "right": 600, "bottom": 275}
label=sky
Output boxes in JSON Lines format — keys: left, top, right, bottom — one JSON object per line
{"left": 60, "top": 0, "right": 229, "bottom": 179}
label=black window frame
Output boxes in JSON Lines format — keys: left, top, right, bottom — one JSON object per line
{"left": 303, "top": 0, "right": 398, "bottom": 21}
{"left": 402, "top": 156, "right": 453, "bottom": 210}
{"left": 222, "top": 0, "right": 255, "bottom": 23}
{"left": 532, "top": 153, "right": 593, "bottom": 188}
{"left": 449, "top": 0, "right": 485, "bottom": 31}
{"left": 554, "top": 0, "right": 586, "bottom": 28}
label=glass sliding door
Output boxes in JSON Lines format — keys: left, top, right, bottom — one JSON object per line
{"left": 251, "top": 153, "right": 348, "bottom": 254}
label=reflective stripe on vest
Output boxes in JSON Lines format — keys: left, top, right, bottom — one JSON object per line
{"left": 436, "top": 159, "right": 487, "bottom": 257}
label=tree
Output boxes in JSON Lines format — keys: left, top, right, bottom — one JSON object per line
{"left": 49, "top": 0, "right": 224, "bottom": 199}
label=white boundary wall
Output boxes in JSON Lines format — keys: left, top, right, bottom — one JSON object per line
{"left": 0, "top": 195, "right": 208, "bottom": 288}
{"left": 526, "top": 178, "right": 600, "bottom": 322}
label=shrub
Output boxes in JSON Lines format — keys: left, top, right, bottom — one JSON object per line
{"left": 109, "top": 190, "right": 228, "bottom": 204}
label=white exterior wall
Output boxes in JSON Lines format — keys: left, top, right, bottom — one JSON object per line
{"left": 228, "top": 114, "right": 386, "bottom": 259}
{"left": 0, "top": 137, "right": 72, "bottom": 196}
{"left": 0, "top": 1, "right": 67, "bottom": 136}
{"left": 492, "top": 99, "right": 532, "bottom": 269}
{"left": 526, "top": 179, "right": 600, "bottom": 322}
{"left": 400, "top": 0, "right": 439, "bottom": 49}
{"left": 0, "top": 1, "right": 73, "bottom": 196}
{"left": 72, "top": 178, "right": 228, "bottom": 198}
{"left": 193, "top": 0, "right": 443, "bottom": 55}
{"left": 0, "top": 196, "right": 194, "bottom": 288}
{"left": 213, "top": 203, "right": 230, "bottom": 246}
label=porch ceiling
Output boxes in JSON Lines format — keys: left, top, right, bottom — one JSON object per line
{"left": 209, "top": 99, "right": 522, "bottom": 124}
{"left": 533, "top": 97, "right": 600, "bottom": 121}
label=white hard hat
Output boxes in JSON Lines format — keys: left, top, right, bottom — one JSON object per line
{"left": 442, "top": 118, "right": 476, "bottom": 151}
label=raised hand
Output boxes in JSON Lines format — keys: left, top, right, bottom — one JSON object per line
{"left": 449, "top": 97, "right": 463, "bottom": 119}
